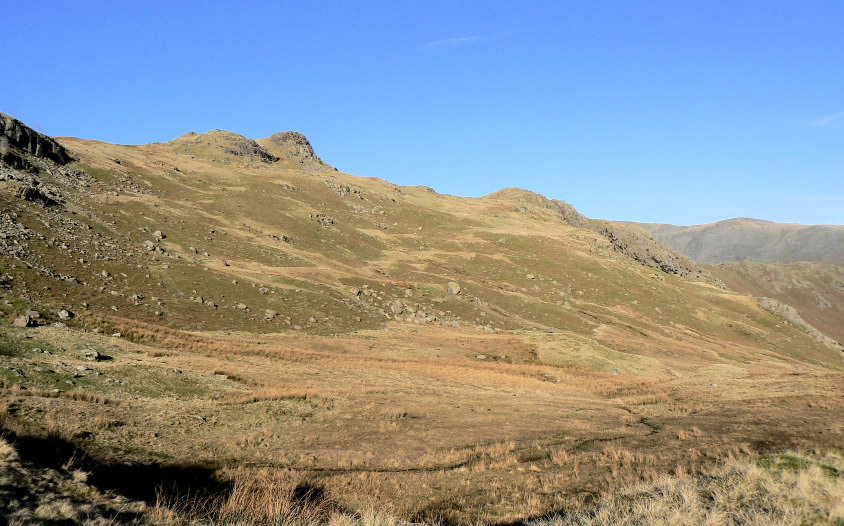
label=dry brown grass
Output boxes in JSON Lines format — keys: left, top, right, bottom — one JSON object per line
{"left": 146, "top": 451, "right": 844, "bottom": 525}
{"left": 224, "top": 387, "right": 333, "bottom": 409}
{"left": 531, "top": 451, "right": 844, "bottom": 526}
{"left": 61, "top": 388, "right": 110, "bottom": 405}
{"left": 153, "top": 469, "right": 405, "bottom": 526}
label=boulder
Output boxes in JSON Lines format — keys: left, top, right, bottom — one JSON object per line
{"left": 84, "top": 349, "right": 111, "bottom": 361}
{"left": 12, "top": 314, "right": 35, "bottom": 327}
{"left": 57, "top": 309, "right": 73, "bottom": 320}
{"left": 447, "top": 282, "right": 461, "bottom": 295}
{"left": 389, "top": 300, "right": 404, "bottom": 315}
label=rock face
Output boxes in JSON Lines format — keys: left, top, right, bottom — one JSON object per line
{"left": 631, "top": 218, "right": 844, "bottom": 265}
{"left": 758, "top": 297, "right": 843, "bottom": 351}
{"left": 0, "top": 113, "right": 73, "bottom": 166}
{"left": 257, "top": 132, "right": 336, "bottom": 171}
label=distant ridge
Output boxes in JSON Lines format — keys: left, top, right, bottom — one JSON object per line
{"left": 630, "top": 218, "right": 844, "bottom": 264}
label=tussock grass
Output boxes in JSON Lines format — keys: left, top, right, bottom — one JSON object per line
{"left": 531, "top": 451, "right": 844, "bottom": 526}
{"left": 147, "top": 451, "right": 843, "bottom": 525}
{"left": 225, "top": 387, "right": 333, "bottom": 409}
{"left": 61, "top": 388, "right": 110, "bottom": 405}
{"left": 154, "top": 470, "right": 404, "bottom": 526}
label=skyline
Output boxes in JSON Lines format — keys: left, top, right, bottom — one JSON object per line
{"left": 3, "top": 1, "right": 842, "bottom": 225}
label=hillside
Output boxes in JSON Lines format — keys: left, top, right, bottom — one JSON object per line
{"left": 632, "top": 218, "right": 844, "bottom": 265}
{"left": 714, "top": 261, "right": 844, "bottom": 345}
{"left": 1, "top": 112, "right": 842, "bottom": 524}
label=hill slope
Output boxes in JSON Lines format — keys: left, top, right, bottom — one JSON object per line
{"left": 632, "top": 218, "right": 844, "bottom": 265}
{"left": 714, "top": 261, "right": 844, "bottom": 345}
{"left": 1, "top": 112, "right": 842, "bottom": 523}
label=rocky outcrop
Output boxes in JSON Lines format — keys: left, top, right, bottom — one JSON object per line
{"left": 0, "top": 113, "right": 73, "bottom": 166}
{"left": 169, "top": 130, "right": 279, "bottom": 163}
{"left": 758, "top": 297, "right": 843, "bottom": 351}
{"left": 486, "top": 188, "right": 724, "bottom": 288}
{"left": 257, "top": 131, "right": 336, "bottom": 171}
{"left": 595, "top": 221, "right": 726, "bottom": 288}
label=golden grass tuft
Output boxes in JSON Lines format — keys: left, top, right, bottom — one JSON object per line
{"left": 530, "top": 451, "right": 844, "bottom": 526}
{"left": 61, "top": 388, "right": 110, "bottom": 405}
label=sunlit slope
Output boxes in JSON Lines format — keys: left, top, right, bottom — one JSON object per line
{"left": 714, "top": 261, "right": 844, "bottom": 345}
{"left": 0, "top": 125, "right": 820, "bottom": 369}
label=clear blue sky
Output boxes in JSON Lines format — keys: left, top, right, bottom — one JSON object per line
{"left": 4, "top": 1, "right": 843, "bottom": 225}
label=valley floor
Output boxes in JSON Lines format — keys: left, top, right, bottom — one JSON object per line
{"left": 1, "top": 322, "right": 842, "bottom": 524}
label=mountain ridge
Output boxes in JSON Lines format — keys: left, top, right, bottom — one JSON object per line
{"left": 630, "top": 218, "right": 844, "bottom": 265}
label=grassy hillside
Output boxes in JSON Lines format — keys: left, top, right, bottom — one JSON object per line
{"left": 632, "top": 218, "right": 844, "bottom": 265}
{"left": 714, "top": 261, "right": 844, "bottom": 345}
{"left": 1, "top": 113, "right": 842, "bottom": 523}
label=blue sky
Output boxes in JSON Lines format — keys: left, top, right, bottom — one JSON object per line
{"left": 4, "top": 1, "right": 842, "bottom": 225}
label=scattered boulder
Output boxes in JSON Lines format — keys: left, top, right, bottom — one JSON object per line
{"left": 447, "top": 282, "right": 461, "bottom": 295}
{"left": 264, "top": 309, "right": 277, "bottom": 319}
{"left": 152, "top": 230, "right": 165, "bottom": 240}
{"left": 12, "top": 314, "right": 36, "bottom": 327}
{"left": 24, "top": 309, "right": 40, "bottom": 319}
{"left": 57, "top": 309, "right": 73, "bottom": 320}
{"left": 16, "top": 184, "right": 60, "bottom": 206}
{"left": 389, "top": 300, "right": 404, "bottom": 315}
{"left": 84, "top": 349, "right": 111, "bottom": 362}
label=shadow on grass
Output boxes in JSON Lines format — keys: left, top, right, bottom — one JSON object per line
{"left": 1, "top": 421, "right": 229, "bottom": 504}
{"left": 1, "top": 421, "right": 339, "bottom": 523}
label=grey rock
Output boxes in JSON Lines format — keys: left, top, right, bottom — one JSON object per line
{"left": 447, "top": 282, "right": 461, "bottom": 295}
{"left": 389, "top": 300, "right": 404, "bottom": 315}
{"left": 0, "top": 112, "right": 73, "bottom": 165}
{"left": 84, "top": 349, "right": 111, "bottom": 362}
{"left": 12, "top": 314, "right": 35, "bottom": 327}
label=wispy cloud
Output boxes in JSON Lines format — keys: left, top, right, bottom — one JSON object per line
{"left": 420, "top": 31, "right": 514, "bottom": 51}
{"left": 421, "top": 35, "right": 490, "bottom": 50}
{"left": 811, "top": 112, "right": 844, "bottom": 128}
